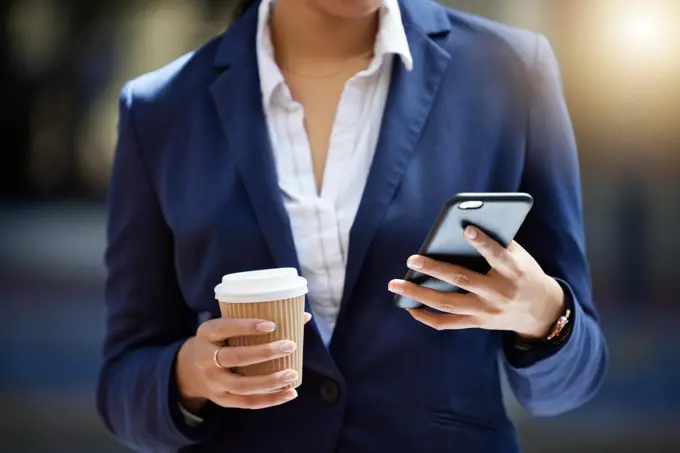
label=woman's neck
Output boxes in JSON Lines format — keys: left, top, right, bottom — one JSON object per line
{"left": 270, "top": 1, "right": 380, "bottom": 62}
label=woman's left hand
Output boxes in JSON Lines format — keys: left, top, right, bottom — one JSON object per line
{"left": 388, "top": 226, "right": 566, "bottom": 339}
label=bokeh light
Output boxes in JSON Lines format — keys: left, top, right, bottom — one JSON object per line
{"left": 617, "top": 7, "right": 673, "bottom": 59}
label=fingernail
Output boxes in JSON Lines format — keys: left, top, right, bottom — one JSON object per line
{"left": 281, "top": 370, "right": 298, "bottom": 383}
{"left": 407, "top": 255, "right": 424, "bottom": 270}
{"left": 279, "top": 340, "right": 296, "bottom": 353}
{"left": 465, "top": 226, "right": 478, "bottom": 240}
{"left": 256, "top": 321, "right": 276, "bottom": 333}
{"left": 284, "top": 389, "right": 298, "bottom": 400}
{"left": 388, "top": 280, "right": 404, "bottom": 294}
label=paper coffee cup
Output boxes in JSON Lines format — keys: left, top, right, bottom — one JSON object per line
{"left": 214, "top": 268, "right": 308, "bottom": 389}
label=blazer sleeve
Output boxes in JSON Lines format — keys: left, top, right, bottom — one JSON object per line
{"left": 502, "top": 35, "right": 608, "bottom": 416}
{"left": 96, "top": 84, "right": 220, "bottom": 451}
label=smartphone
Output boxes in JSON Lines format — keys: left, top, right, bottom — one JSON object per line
{"left": 394, "top": 192, "right": 534, "bottom": 309}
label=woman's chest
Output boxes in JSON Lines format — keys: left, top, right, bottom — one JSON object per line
{"left": 152, "top": 91, "right": 527, "bottom": 311}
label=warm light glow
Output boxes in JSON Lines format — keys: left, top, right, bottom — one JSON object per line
{"left": 625, "top": 15, "right": 658, "bottom": 46}
{"left": 618, "top": 9, "right": 669, "bottom": 55}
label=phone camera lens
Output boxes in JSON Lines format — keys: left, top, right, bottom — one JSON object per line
{"left": 459, "top": 201, "right": 484, "bottom": 210}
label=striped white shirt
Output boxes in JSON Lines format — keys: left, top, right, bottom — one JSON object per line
{"left": 257, "top": 0, "right": 413, "bottom": 345}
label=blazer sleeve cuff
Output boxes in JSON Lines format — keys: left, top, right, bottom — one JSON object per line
{"left": 163, "top": 340, "right": 221, "bottom": 444}
{"left": 179, "top": 403, "right": 205, "bottom": 427}
{"left": 502, "top": 278, "right": 582, "bottom": 374}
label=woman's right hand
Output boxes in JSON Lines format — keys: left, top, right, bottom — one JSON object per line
{"left": 176, "top": 313, "right": 312, "bottom": 414}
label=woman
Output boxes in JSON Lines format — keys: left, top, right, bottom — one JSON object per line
{"left": 97, "top": 0, "right": 607, "bottom": 451}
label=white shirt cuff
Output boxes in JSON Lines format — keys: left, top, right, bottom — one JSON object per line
{"left": 179, "top": 403, "right": 205, "bottom": 427}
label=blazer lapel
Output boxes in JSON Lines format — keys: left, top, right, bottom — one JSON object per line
{"left": 334, "top": 2, "right": 453, "bottom": 336}
{"left": 210, "top": 32, "right": 298, "bottom": 272}
{"left": 209, "top": 8, "right": 337, "bottom": 377}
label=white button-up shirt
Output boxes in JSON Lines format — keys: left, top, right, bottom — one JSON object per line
{"left": 257, "top": 0, "right": 413, "bottom": 345}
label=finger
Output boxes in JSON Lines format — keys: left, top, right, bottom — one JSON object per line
{"left": 388, "top": 280, "right": 485, "bottom": 315}
{"left": 220, "top": 368, "right": 300, "bottom": 395}
{"left": 197, "top": 318, "right": 277, "bottom": 343}
{"left": 407, "top": 308, "right": 480, "bottom": 330}
{"left": 406, "top": 255, "right": 501, "bottom": 300}
{"left": 303, "top": 312, "right": 312, "bottom": 324}
{"left": 464, "top": 226, "right": 518, "bottom": 277}
{"left": 219, "top": 389, "right": 299, "bottom": 409}
{"left": 217, "top": 340, "right": 297, "bottom": 368}
{"left": 506, "top": 240, "right": 525, "bottom": 255}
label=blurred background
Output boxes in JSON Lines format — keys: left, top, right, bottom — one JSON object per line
{"left": 1, "top": 0, "right": 679, "bottom": 452}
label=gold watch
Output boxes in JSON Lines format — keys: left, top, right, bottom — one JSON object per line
{"left": 546, "top": 308, "right": 571, "bottom": 341}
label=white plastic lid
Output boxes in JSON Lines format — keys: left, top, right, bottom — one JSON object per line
{"left": 214, "top": 268, "right": 308, "bottom": 303}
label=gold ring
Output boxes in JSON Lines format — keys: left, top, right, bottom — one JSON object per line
{"left": 213, "top": 346, "right": 227, "bottom": 370}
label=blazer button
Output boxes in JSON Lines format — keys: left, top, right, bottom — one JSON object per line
{"left": 320, "top": 379, "right": 340, "bottom": 403}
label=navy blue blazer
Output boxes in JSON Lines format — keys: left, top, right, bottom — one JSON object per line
{"left": 97, "top": 1, "right": 607, "bottom": 452}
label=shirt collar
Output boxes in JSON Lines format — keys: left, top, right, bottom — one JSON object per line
{"left": 256, "top": 0, "right": 413, "bottom": 105}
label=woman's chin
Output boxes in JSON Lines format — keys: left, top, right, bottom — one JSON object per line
{"left": 310, "top": 0, "right": 382, "bottom": 20}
